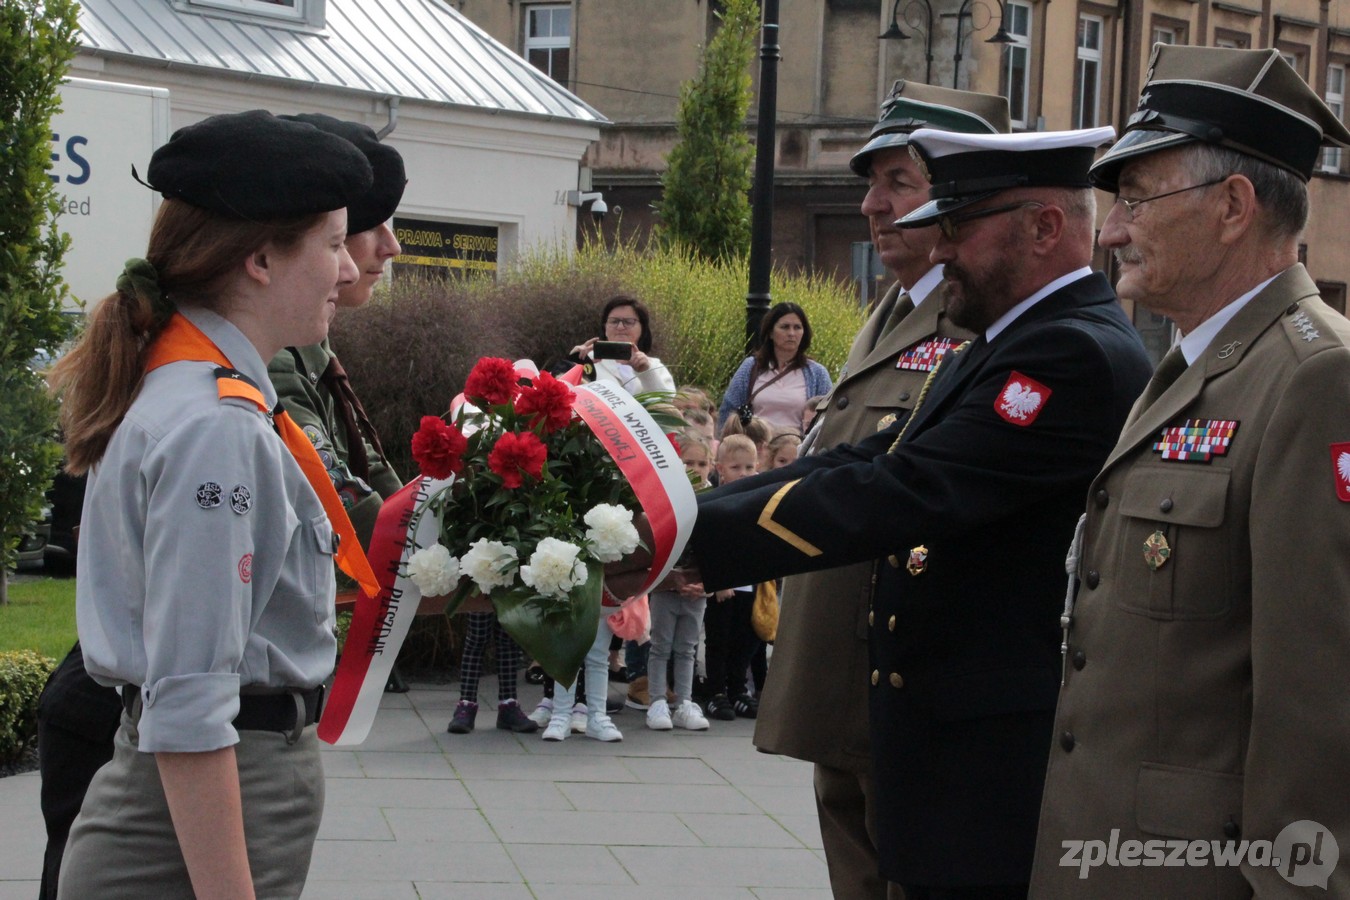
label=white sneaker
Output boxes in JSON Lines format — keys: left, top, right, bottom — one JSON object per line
{"left": 646, "top": 698, "right": 673, "bottom": 730}
{"left": 528, "top": 698, "right": 553, "bottom": 728}
{"left": 542, "top": 711, "right": 570, "bottom": 742}
{"left": 671, "top": 699, "right": 710, "bottom": 731}
{"left": 585, "top": 712, "right": 623, "bottom": 742}
{"left": 569, "top": 702, "right": 588, "bottom": 734}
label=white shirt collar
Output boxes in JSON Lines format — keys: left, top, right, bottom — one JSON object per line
{"left": 1176, "top": 272, "right": 1281, "bottom": 365}
{"left": 985, "top": 266, "right": 1093, "bottom": 342}
{"left": 908, "top": 265, "right": 945, "bottom": 309}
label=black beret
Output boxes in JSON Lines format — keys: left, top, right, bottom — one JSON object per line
{"left": 280, "top": 113, "right": 407, "bottom": 234}
{"left": 146, "top": 109, "right": 373, "bottom": 220}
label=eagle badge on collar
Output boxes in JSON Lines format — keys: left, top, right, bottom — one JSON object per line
{"left": 995, "top": 372, "right": 1051, "bottom": 426}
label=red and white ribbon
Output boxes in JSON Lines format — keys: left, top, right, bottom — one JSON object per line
{"left": 319, "top": 364, "right": 696, "bottom": 745}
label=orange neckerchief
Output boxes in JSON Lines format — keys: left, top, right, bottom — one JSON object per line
{"left": 145, "top": 312, "right": 380, "bottom": 597}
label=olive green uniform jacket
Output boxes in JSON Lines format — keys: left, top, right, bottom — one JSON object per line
{"left": 268, "top": 342, "right": 402, "bottom": 550}
{"left": 753, "top": 278, "right": 974, "bottom": 773}
{"left": 1031, "top": 265, "right": 1350, "bottom": 897}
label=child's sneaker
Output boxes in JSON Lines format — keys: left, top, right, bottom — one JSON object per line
{"left": 528, "top": 697, "right": 554, "bottom": 727}
{"left": 732, "top": 693, "right": 758, "bottom": 719}
{"left": 447, "top": 700, "right": 478, "bottom": 734}
{"left": 646, "top": 697, "right": 673, "bottom": 730}
{"left": 569, "top": 702, "right": 588, "bottom": 734}
{"left": 496, "top": 699, "right": 539, "bottom": 733}
{"left": 625, "top": 675, "right": 651, "bottom": 710}
{"left": 542, "top": 708, "right": 570, "bottom": 742}
{"left": 706, "top": 694, "right": 735, "bottom": 721}
{"left": 586, "top": 712, "right": 623, "bottom": 742}
{"left": 671, "top": 699, "right": 710, "bottom": 731}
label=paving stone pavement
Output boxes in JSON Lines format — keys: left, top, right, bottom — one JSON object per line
{"left": 0, "top": 677, "right": 831, "bottom": 898}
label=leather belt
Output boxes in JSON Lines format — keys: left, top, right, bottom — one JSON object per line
{"left": 120, "top": 685, "right": 325, "bottom": 735}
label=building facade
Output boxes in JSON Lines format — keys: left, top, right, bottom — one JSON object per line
{"left": 457, "top": 0, "right": 1348, "bottom": 352}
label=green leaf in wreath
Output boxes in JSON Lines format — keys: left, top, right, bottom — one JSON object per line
{"left": 492, "top": 564, "right": 603, "bottom": 690}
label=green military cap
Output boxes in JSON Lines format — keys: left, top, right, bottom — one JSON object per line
{"left": 897, "top": 126, "right": 1117, "bottom": 227}
{"left": 1090, "top": 45, "right": 1350, "bottom": 191}
{"left": 280, "top": 114, "right": 407, "bottom": 235}
{"left": 849, "top": 80, "right": 1011, "bottom": 177}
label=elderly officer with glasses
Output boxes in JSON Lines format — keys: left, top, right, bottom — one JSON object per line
{"left": 1030, "top": 46, "right": 1350, "bottom": 900}
{"left": 658, "top": 126, "right": 1152, "bottom": 898}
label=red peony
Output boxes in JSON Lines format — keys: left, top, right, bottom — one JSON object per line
{"left": 464, "top": 357, "right": 521, "bottom": 406}
{"left": 488, "top": 431, "right": 547, "bottom": 488}
{"left": 411, "top": 415, "right": 468, "bottom": 479}
{"left": 515, "top": 371, "right": 576, "bottom": 432}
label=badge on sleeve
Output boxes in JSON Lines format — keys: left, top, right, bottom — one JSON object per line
{"left": 1332, "top": 443, "right": 1350, "bottom": 502}
{"left": 230, "top": 484, "right": 253, "bottom": 515}
{"left": 302, "top": 425, "right": 326, "bottom": 450}
{"left": 995, "top": 372, "right": 1051, "bottom": 426}
{"left": 238, "top": 553, "right": 253, "bottom": 583}
{"left": 196, "top": 482, "right": 222, "bottom": 509}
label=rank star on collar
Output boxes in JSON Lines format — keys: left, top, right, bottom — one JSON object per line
{"left": 995, "top": 372, "right": 1051, "bottom": 426}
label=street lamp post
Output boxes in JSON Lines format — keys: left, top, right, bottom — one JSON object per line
{"left": 879, "top": 0, "right": 935, "bottom": 86}
{"left": 745, "top": 0, "right": 781, "bottom": 351}
{"left": 953, "top": 0, "right": 1014, "bottom": 88}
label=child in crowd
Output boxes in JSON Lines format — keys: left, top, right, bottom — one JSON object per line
{"left": 675, "top": 385, "right": 716, "bottom": 419}
{"left": 645, "top": 432, "right": 715, "bottom": 732}
{"left": 766, "top": 432, "right": 801, "bottom": 469}
{"left": 447, "top": 612, "right": 538, "bottom": 734}
{"left": 682, "top": 407, "right": 717, "bottom": 456}
{"left": 718, "top": 414, "right": 772, "bottom": 482}
{"left": 702, "top": 435, "right": 765, "bottom": 720}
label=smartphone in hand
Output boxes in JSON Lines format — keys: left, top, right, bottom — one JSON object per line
{"left": 592, "top": 341, "right": 634, "bottom": 361}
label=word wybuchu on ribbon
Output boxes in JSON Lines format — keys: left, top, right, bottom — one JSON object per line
{"left": 319, "top": 365, "right": 697, "bottom": 745}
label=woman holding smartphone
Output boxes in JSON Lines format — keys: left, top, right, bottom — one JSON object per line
{"left": 48, "top": 110, "right": 372, "bottom": 899}
{"left": 568, "top": 295, "right": 676, "bottom": 395}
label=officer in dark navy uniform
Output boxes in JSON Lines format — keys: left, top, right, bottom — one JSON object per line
{"left": 673, "top": 128, "right": 1153, "bottom": 898}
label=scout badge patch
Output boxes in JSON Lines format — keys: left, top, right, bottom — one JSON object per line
{"left": 1331, "top": 443, "right": 1350, "bottom": 502}
{"left": 896, "top": 338, "right": 960, "bottom": 372}
{"left": 1153, "top": 419, "right": 1238, "bottom": 462}
{"left": 995, "top": 372, "right": 1050, "bottom": 426}
{"left": 1143, "top": 531, "right": 1171, "bottom": 570}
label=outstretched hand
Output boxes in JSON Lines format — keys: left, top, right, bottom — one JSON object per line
{"left": 603, "top": 511, "right": 704, "bottom": 597}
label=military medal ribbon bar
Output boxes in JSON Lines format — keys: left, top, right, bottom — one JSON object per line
{"left": 1152, "top": 418, "right": 1238, "bottom": 462}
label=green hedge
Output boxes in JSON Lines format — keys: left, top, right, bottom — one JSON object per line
{"left": 0, "top": 650, "right": 55, "bottom": 763}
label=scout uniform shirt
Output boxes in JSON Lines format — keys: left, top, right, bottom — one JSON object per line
{"left": 77, "top": 306, "right": 337, "bottom": 753}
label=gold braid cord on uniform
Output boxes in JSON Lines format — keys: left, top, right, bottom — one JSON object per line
{"left": 755, "top": 340, "right": 970, "bottom": 556}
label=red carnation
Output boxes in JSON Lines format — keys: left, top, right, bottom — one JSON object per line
{"left": 488, "top": 431, "right": 547, "bottom": 488}
{"left": 464, "top": 357, "right": 521, "bottom": 406}
{"left": 411, "top": 415, "right": 468, "bottom": 479}
{"left": 515, "top": 371, "right": 576, "bottom": 432}
{"left": 666, "top": 431, "right": 683, "bottom": 457}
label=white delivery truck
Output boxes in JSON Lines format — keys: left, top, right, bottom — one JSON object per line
{"left": 49, "top": 78, "right": 170, "bottom": 310}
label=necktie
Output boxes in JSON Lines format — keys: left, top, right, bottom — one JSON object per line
{"left": 1137, "top": 346, "right": 1188, "bottom": 411}
{"left": 145, "top": 313, "right": 380, "bottom": 597}
{"left": 319, "top": 354, "right": 387, "bottom": 483}
{"left": 871, "top": 293, "right": 915, "bottom": 351}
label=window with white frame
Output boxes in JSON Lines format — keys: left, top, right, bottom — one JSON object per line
{"left": 1325, "top": 64, "right": 1345, "bottom": 173}
{"left": 1151, "top": 26, "right": 1175, "bottom": 45}
{"left": 1003, "top": 1, "right": 1032, "bottom": 129}
{"left": 183, "top": 0, "right": 304, "bottom": 21}
{"left": 524, "top": 5, "right": 571, "bottom": 88}
{"left": 1076, "top": 15, "right": 1103, "bottom": 129}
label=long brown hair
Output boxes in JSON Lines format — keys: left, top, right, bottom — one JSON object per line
{"left": 49, "top": 199, "right": 324, "bottom": 473}
{"left": 751, "top": 302, "right": 814, "bottom": 373}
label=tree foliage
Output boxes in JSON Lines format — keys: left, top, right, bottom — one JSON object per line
{"left": 0, "top": 0, "right": 80, "bottom": 579}
{"left": 654, "top": 0, "right": 759, "bottom": 261}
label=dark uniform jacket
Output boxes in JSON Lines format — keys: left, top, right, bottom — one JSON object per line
{"left": 754, "top": 277, "right": 974, "bottom": 774}
{"left": 1031, "top": 265, "right": 1350, "bottom": 898}
{"left": 268, "top": 341, "right": 402, "bottom": 549}
{"left": 692, "top": 272, "right": 1152, "bottom": 886}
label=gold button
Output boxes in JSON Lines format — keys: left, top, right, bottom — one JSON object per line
{"left": 888, "top": 615, "right": 896, "bottom": 632}
{"left": 871, "top": 670, "right": 880, "bottom": 685}
{"left": 868, "top": 611, "right": 875, "bottom": 626}
{"left": 889, "top": 672, "right": 904, "bottom": 689}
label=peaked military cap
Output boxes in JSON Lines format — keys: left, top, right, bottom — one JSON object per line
{"left": 280, "top": 114, "right": 407, "bottom": 234}
{"left": 145, "top": 109, "right": 373, "bottom": 221}
{"left": 898, "top": 126, "right": 1117, "bottom": 227}
{"left": 1090, "top": 45, "right": 1350, "bottom": 191}
{"left": 849, "top": 81, "right": 1011, "bottom": 177}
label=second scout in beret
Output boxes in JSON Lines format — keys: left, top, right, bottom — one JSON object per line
{"left": 279, "top": 113, "right": 407, "bottom": 234}
{"left": 896, "top": 126, "right": 1117, "bottom": 227}
{"left": 1090, "top": 44, "right": 1350, "bottom": 190}
{"left": 145, "top": 109, "right": 374, "bottom": 220}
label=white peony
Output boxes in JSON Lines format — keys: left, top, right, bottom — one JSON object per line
{"left": 583, "top": 503, "right": 640, "bottom": 563}
{"left": 519, "top": 537, "right": 588, "bottom": 600}
{"left": 406, "top": 544, "right": 460, "bottom": 596}
{"left": 461, "top": 539, "right": 520, "bottom": 593}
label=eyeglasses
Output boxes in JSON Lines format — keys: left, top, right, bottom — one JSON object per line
{"left": 606, "top": 317, "right": 639, "bottom": 328}
{"left": 1113, "top": 178, "right": 1227, "bottom": 220}
{"left": 936, "top": 201, "right": 1044, "bottom": 241}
